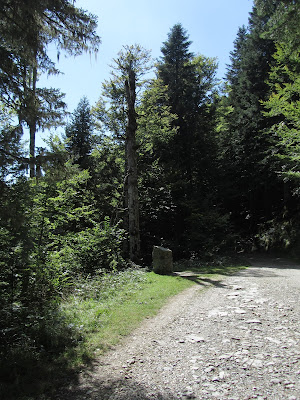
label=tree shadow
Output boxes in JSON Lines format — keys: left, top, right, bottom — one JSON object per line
{"left": 230, "top": 254, "right": 300, "bottom": 278}
{"left": 172, "top": 271, "right": 229, "bottom": 288}
{"left": 173, "top": 253, "right": 300, "bottom": 281}
{"left": 55, "top": 374, "right": 178, "bottom": 400}
{"left": 246, "top": 254, "right": 300, "bottom": 270}
{"left": 232, "top": 267, "right": 279, "bottom": 277}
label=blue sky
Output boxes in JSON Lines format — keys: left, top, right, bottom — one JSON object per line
{"left": 40, "top": 0, "right": 253, "bottom": 131}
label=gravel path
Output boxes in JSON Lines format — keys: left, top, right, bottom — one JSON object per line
{"left": 58, "top": 255, "right": 300, "bottom": 400}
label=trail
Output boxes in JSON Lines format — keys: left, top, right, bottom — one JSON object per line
{"left": 57, "top": 255, "right": 300, "bottom": 400}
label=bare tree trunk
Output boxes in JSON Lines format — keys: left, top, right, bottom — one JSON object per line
{"left": 29, "top": 65, "right": 37, "bottom": 178}
{"left": 122, "top": 157, "right": 129, "bottom": 256}
{"left": 125, "top": 65, "right": 140, "bottom": 263}
{"left": 29, "top": 123, "right": 36, "bottom": 178}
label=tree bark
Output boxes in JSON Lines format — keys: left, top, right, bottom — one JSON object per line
{"left": 125, "top": 65, "right": 140, "bottom": 263}
{"left": 29, "top": 65, "right": 37, "bottom": 178}
{"left": 29, "top": 122, "right": 36, "bottom": 178}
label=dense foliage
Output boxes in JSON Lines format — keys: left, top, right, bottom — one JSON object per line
{"left": 0, "top": 0, "right": 299, "bottom": 397}
{"left": 216, "top": 1, "right": 300, "bottom": 251}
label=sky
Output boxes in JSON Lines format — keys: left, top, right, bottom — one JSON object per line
{"left": 39, "top": 0, "right": 254, "bottom": 139}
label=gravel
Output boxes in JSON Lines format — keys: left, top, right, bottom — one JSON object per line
{"left": 57, "top": 255, "right": 300, "bottom": 400}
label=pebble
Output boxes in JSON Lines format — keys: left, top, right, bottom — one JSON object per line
{"left": 270, "top": 378, "right": 281, "bottom": 384}
{"left": 245, "top": 319, "right": 262, "bottom": 324}
{"left": 234, "top": 308, "right": 246, "bottom": 314}
{"left": 186, "top": 334, "right": 205, "bottom": 343}
{"left": 204, "top": 365, "right": 215, "bottom": 373}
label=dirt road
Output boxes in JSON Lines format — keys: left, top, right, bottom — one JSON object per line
{"left": 58, "top": 255, "right": 300, "bottom": 400}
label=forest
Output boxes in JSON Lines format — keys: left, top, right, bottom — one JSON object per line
{"left": 0, "top": 0, "right": 299, "bottom": 396}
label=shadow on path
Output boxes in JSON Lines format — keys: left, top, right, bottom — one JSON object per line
{"left": 246, "top": 254, "right": 300, "bottom": 270}
{"left": 232, "top": 267, "right": 279, "bottom": 278}
{"left": 230, "top": 254, "right": 300, "bottom": 278}
{"left": 173, "top": 272, "right": 229, "bottom": 288}
{"left": 55, "top": 375, "right": 178, "bottom": 400}
{"left": 174, "top": 254, "right": 300, "bottom": 281}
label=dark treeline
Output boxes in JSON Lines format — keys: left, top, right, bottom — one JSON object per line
{"left": 0, "top": 0, "right": 299, "bottom": 394}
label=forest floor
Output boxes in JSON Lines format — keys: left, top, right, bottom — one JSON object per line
{"left": 56, "top": 255, "right": 300, "bottom": 400}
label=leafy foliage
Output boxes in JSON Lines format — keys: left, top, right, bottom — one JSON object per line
{"left": 0, "top": 157, "right": 126, "bottom": 398}
{"left": 263, "top": 43, "right": 300, "bottom": 184}
{"left": 137, "top": 79, "right": 177, "bottom": 256}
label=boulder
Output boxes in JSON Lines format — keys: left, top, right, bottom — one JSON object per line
{"left": 152, "top": 246, "right": 173, "bottom": 275}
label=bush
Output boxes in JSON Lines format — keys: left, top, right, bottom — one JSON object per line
{"left": 256, "top": 214, "right": 300, "bottom": 251}
{"left": 48, "top": 217, "right": 126, "bottom": 274}
{"left": 184, "top": 207, "right": 231, "bottom": 255}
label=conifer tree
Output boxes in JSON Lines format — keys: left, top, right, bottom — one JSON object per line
{"left": 221, "top": 6, "right": 279, "bottom": 232}
{"left": 156, "top": 24, "right": 220, "bottom": 253}
{"left": 65, "top": 97, "right": 93, "bottom": 170}
{"left": 0, "top": 0, "right": 100, "bottom": 177}
{"left": 257, "top": 0, "right": 300, "bottom": 249}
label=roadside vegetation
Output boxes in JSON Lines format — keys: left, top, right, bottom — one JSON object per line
{"left": 0, "top": 258, "right": 247, "bottom": 399}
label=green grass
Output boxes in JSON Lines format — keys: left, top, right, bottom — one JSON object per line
{"left": 60, "top": 269, "right": 195, "bottom": 365}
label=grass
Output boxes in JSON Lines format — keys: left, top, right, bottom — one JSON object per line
{"left": 60, "top": 268, "right": 195, "bottom": 365}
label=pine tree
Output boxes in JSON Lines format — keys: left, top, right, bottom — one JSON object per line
{"left": 221, "top": 6, "right": 279, "bottom": 233}
{"left": 65, "top": 97, "right": 93, "bottom": 169}
{"left": 156, "top": 24, "right": 220, "bottom": 254}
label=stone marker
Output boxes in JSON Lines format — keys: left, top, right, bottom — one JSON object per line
{"left": 152, "top": 246, "right": 173, "bottom": 275}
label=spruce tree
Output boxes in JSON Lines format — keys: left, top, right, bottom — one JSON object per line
{"left": 156, "top": 24, "right": 220, "bottom": 254}
{"left": 65, "top": 97, "right": 93, "bottom": 170}
{"left": 221, "top": 6, "right": 279, "bottom": 233}
{"left": 157, "top": 24, "right": 197, "bottom": 179}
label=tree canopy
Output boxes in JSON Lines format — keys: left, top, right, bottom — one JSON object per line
{"left": 0, "top": 0, "right": 100, "bottom": 176}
